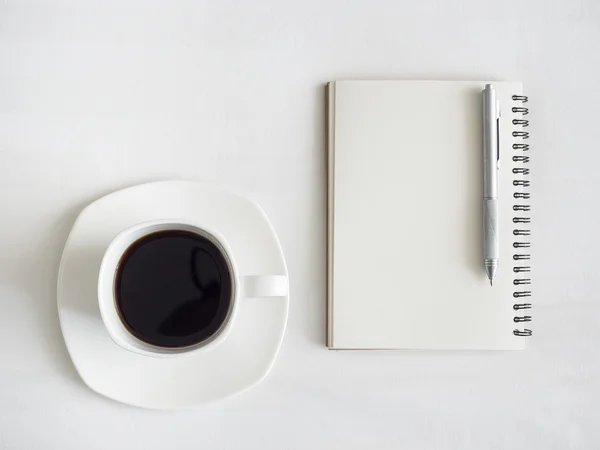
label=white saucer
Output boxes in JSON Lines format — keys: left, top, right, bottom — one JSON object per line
{"left": 58, "top": 181, "right": 289, "bottom": 409}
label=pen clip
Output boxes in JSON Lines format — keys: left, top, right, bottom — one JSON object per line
{"left": 496, "top": 100, "right": 501, "bottom": 166}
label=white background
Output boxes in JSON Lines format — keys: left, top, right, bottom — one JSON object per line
{"left": 0, "top": 0, "right": 598, "bottom": 448}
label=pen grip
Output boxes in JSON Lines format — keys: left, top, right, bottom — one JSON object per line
{"left": 483, "top": 199, "right": 499, "bottom": 261}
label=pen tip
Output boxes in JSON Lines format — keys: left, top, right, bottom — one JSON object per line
{"left": 490, "top": 279, "right": 493, "bottom": 287}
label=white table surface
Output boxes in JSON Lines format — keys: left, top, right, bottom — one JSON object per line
{"left": 1, "top": 0, "right": 598, "bottom": 448}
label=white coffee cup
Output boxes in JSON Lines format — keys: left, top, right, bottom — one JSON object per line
{"left": 98, "top": 220, "right": 288, "bottom": 358}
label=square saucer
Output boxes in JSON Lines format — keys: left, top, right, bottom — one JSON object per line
{"left": 58, "top": 181, "right": 289, "bottom": 409}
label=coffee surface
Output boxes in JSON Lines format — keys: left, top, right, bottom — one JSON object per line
{"left": 115, "top": 230, "right": 232, "bottom": 348}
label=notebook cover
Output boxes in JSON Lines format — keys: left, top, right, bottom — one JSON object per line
{"left": 327, "top": 80, "right": 528, "bottom": 350}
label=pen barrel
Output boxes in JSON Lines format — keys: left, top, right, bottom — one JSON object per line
{"left": 483, "top": 85, "right": 499, "bottom": 198}
{"left": 483, "top": 198, "right": 500, "bottom": 262}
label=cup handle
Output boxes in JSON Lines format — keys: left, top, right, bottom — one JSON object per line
{"left": 240, "top": 275, "right": 288, "bottom": 298}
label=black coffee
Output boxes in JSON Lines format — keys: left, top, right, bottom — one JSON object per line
{"left": 114, "top": 230, "right": 233, "bottom": 348}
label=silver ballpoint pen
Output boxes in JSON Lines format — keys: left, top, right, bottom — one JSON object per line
{"left": 482, "top": 84, "right": 500, "bottom": 286}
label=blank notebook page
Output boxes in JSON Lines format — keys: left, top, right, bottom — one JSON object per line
{"left": 327, "top": 80, "right": 525, "bottom": 350}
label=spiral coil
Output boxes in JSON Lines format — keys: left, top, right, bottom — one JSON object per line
{"left": 512, "top": 94, "right": 532, "bottom": 337}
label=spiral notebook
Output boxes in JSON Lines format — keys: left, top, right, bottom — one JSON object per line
{"left": 327, "top": 80, "right": 532, "bottom": 350}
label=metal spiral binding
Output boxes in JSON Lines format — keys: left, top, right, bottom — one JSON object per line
{"left": 512, "top": 94, "right": 532, "bottom": 337}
